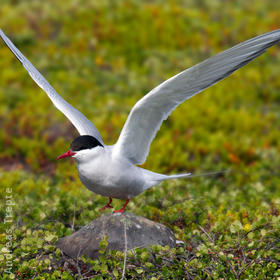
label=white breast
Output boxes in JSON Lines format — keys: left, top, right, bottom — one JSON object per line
{"left": 75, "top": 148, "right": 146, "bottom": 199}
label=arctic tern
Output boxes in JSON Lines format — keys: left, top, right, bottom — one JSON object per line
{"left": 1, "top": 29, "right": 279, "bottom": 213}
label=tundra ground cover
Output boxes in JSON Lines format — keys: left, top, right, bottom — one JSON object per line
{"left": 0, "top": 0, "right": 280, "bottom": 279}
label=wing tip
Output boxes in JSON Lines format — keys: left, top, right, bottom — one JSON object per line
{"left": 0, "top": 29, "right": 5, "bottom": 38}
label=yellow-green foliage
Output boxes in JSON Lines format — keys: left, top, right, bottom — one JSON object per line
{"left": 0, "top": 0, "right": 280, "bottom": 279}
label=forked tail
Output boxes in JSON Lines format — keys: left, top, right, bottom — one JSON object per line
{"left": 155, "top": 170, "right": 228, "bottom": 182}
{"left": 143, "top": 169, "right": 228, "bottom": 190}
{"left": 156, "top": 172, "right": 192, "bottom": 182}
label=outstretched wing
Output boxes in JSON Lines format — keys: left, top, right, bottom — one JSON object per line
{"left": 0, "top": 29, "right": 104, "bottom": 145}
{"left": 114, "top": 29, "right": 280, "bottom": 164}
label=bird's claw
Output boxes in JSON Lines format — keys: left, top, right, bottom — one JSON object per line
{"left": 113, "top": 209, "right": 124, "bottom": 214}
{"left": 100, "top": 198, "right": 113, "bottom": 211}
{"left": 113, "top": 198, "right": 130, "bottom": 213}
{"left": 99, "top": 204, "right": 113, "bottom": 212}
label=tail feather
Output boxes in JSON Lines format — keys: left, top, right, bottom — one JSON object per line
{"left": 161, "top": 170, "right": 229, "bottom": 181}
{"left": 143, "top": 169, "right": 228, "bottom": 190}
{"left": 142, "top": 170, "right": 191, "bottom": 190}
{"left": 157, "top": 173, "right": 192, "bottom": 182}
{"left": 186, "top": 170, "right": 229, "bottom": 178}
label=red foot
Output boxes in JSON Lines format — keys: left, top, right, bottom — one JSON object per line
{"left": 100, "top": 197, "right": 113, "bottom": 212}
{"left": 113, "top": 208, "right": 125, "bottom": 213}
{"left": 113, "top": 198, "right": 130, "bottom": 213}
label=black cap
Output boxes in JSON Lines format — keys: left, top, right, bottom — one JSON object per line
{"left": 70, "top": 135, "right": 104, "bottom": 152}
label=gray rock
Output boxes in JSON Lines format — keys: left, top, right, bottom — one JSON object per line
{"left": 56, "top": 212, "right": 176, "bottom": 259}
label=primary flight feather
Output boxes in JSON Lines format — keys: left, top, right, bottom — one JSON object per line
{"left": 1, "top": 29, "right": 279, "bottom": 212}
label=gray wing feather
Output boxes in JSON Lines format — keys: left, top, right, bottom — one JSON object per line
{"left": 0, "top": 29, "right": 104, "bottom": 144}
{"left": 114, "top": 29, "right": 280, "bottom": 164}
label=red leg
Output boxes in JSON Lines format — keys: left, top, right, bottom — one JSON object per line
{"left": 113, "top": 198, "right": 130, "bottom": 213}
{"left": 100, "top": 197, "right": 113, "bottom": 211}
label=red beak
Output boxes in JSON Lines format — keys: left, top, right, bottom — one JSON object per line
{"left": 57, "top": 150, "right": 76, "bottom": 160}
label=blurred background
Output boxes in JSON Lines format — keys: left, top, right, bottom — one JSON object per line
{"left": 0, "top": 0, "right": 279, "bottom": 172}
{"left": 0, "top": 0, "right": 280, "bottom": 279}
{"left": 0, "top": 0, "right": 280, "bottom": 277}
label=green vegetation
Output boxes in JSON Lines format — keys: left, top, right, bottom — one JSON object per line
{"left": 0, "top": 0, "right": 280, "bottom": 279}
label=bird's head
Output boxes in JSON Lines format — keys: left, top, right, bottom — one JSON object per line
{"left": 57, "top": 135, "right": 104, "bottom": 161}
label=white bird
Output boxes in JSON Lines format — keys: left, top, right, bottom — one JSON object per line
{"left": 0, "top": 29, "right": 279, "bottom": 213}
